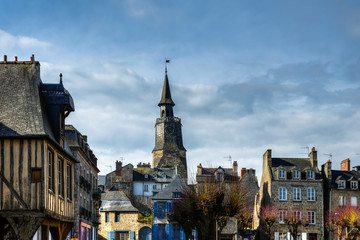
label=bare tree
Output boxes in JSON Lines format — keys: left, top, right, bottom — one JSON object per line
{"left": 260, "top": 205, "right": 278, "bottom": 240}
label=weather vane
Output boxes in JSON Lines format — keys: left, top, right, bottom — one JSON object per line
{"left": 165, "top": 58, "right": 170, "bottom": 73}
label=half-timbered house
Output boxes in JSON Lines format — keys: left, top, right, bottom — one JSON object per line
{"left": 0, "top": 55, "right": 77, "bottom": 240}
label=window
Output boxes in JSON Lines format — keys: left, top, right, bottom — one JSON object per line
{"left": 279, "top": 188, "right": 287, "bottom": 201}
{"left": 105, "top": 212, "right": 109, "bottom": 222}
{"left": 279, "top": 210, "right": 286, "bottom": 224}
{"left": 338, "top": 180, "right": 345, "bottom": 189}
{"left": 173, "top": 192, "right": 180, "bottom": 198}
{"left": 115, "top": 212, "right": 120, "bottom": 222}
{"left": 279, "top": 170, "right": 285, "bottom": 179}
{"left": 339, "top": 195, "right": 346, "bottom": 206}
{"left": 157, "top": 202, "right": 166, "bottom": 218}
{"left": 216, "top": 173, "right": 223, "bottom": 182}
{"left": 307, "top": 188, "right": 316, "bottom": 201}
{"left": 293, "top": 211, "right": 301, "bottom": 221}
{"left": 145, "top": 174, "right": 148, "bottom": 179}
{"left": 308, "top": 211, "right": 316, "bottom": 224}
{"left": 116, "top": 232, "right": 130, "bottom": 240}
{"left": 279, "top": 233, "right": 287, "bottom": 240}
{"left": 153, "top": 185, "right": 157, "bottom": 190}
{"left": 307, "top": 170, "right": 314, "bottom": 179}
{"left": 172, "top": 224, "right": 181, "bottom": 240}
{"left": 58, "top": 158, "right": 64, "bottom": 196}
{"left": 144, "top": 184, "right": 149, "bottom": 192}
{"left": 66, "top": 164, "right": 72, "bottom": 200}
{"left": 293, "top": 170, "right": 299, "bottom": 179}
{"left": 48, "top": 150, "right": 54, "bottom": 191}
{"left": 351, "top": 197, "right": 357, "bottom": 207}
{"left": 162, "top": 174, "right": 166, "bottom": 179}
{"left": 351, "top": 181, "right": 358, "bottom": 189}
{"left": 293, "top": 188, "right": 301, "bottom": 201}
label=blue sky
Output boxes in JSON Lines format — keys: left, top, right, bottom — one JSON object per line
{"left": 1, "top": 0, "right": 360, "bottom": 180}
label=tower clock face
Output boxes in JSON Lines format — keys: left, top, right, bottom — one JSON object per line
{"left": 165, "top": 126, "right": 174, "bottom": 134}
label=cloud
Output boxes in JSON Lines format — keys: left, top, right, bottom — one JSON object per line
{"left": 0, "top": 29, "right": 51, "bottom": 53}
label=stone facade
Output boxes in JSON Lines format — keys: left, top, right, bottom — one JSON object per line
{"left": 322, "top": 159, "right": 360, "bottom": 240}
{"left": 105, "top": 160, "right": 134, "bottom": 193}
{"left": 254, "top": 148, "right": 324, "bottom": 240}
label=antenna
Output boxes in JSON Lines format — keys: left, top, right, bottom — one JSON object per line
{"left": 224, "top": 155, "right": 232, "bottom": 166}
{"left": 106, "top": 165, "right": 112, "bottom": 172}
{"left": 299, "top": 145, "right": 310, "bottom": 156}
{"left": 324, "top": 153, "right": 333, "bottom": 161}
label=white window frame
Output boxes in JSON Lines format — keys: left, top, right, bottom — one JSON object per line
{"left": 279, "top": 188, "right": 287, "bottom": 201}
{"left": 307, "top": 170, "right": 314, "bottom": 179}
{"left": 279, "top": 170, "right": 286, "bottom": 179}
{"left": 307, "top": 187, "right": 316, "bottom": 201}
{"left": 351, "top": 181, "right": 358, "bottom": 190}
{"left": 351, "top": 196, "right": 357, "bottom": 207}
{"left": 144, "top": 184, "right": 149, "bottom": 192}
{"left": 293, "top": 170, "right": 299, "bottom": 179}
{"left": 308, "top": 211, "right": 316, "bottom": 224}
{"left": 279, "top": 210, "right": 286, "bottom": 224}
{"left": 339, "top": 195, "right": 346, "bottom": 206}
{"left": 293, "top": 211, "right": 301, "bottom": 221}
{"left": 293, "top": 188, "right": 301, "bottom": 201}
{"left": 338, "top": 180, "right": 345, "bottom": 189}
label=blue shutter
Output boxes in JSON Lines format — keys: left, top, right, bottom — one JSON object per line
{"left": 180, "top": 227, "right": 185, "bottom": 240}
{"left": 153, "top": 201, "right": 158, "bottom": 218}
{"left": 153, "top": 224, "right": 158, "bottom": 240}
{"left": 107, "top": 231, "right": 115, "bottom": 240}
{"left": 166, "top": 224, "right": 172, "bottom": 240}
{"left": 130, "top": 231, "right": 135, "bottom": 240}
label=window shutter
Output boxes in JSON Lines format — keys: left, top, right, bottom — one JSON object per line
{"left": 153, "top": 224, "right": 158, "bottom": 240}
{"left": 180, "top": 227, "right": 186, "bottom": 240}
{"left": 153, "top": 201, "right": 158, "bottom": 218}
{"left": 107, "top": 231, "right": 115, "bottom": 240}
{"left": 166, "top": 201, "right": 171, "bottom": 213}
{"left": 130, "top": 231, "right": 135, "bottom": 240}
{"left": 166, "top": 224, "right": 172, "bottom": 240}
{"left": 274, "top": 232, "right": 279, "bottom": 240}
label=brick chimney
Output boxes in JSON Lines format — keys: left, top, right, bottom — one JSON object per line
{"left": 115, "top": 160, "right": 122, "bottom": 176}
{"left": 240, "top": 168, "right": 247, "bottom": 178}
{"left": 309, "top": 147, "right": 317, "bottom": 168}
{"left": 322, "top": 160, "right": 332, "bottom": 179}
{"left": 341, "top": 158, "right": 350, "bottom": 171}
{"left": 232, "top": 161, "right": 238, "bottom": 176}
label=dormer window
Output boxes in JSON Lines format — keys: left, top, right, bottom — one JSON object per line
{"left": 145, "top": 174, "right": 148, "bottom": 179}
{"left": 338, "top": 180, "right": 345, "bottom": 189}
{"left": 351, "top": 181, "right": 358, "bottom": 190}
{"left": 162, "top": 174, "right": 166, "bottom": 179}
{"left": 279, "top": 170, "right": 286, "bottom": 179}
{"left": 293, "top": 170, "right": 299, "bottom": 179}
{"left": 217, "top": 173, "right": 223, "bottom": 182}
{"left": 307, "top": 170, "right": 314, "bottom": 180}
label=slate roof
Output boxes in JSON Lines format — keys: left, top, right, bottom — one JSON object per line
{"left": 133, "top": 167, "right": 177, "bottom": 183}
{"left": 65, "top": 125, "right": 98, "bottom": 169}
{"left": 270, "top": 157, "right": 322, "bottom": 180}
{"left": 152, "top": 175, "right": 187, "bottom": 200}
{"left": 158, "top": 71, "right": 175, "bottom": 107}
{"left": 329, "top": 170, "right": 360, "bottom": 189}
{"left": 100, "top": 191, "right": 138, "bottom": 212}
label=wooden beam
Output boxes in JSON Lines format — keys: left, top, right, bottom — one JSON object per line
{"left": 0, "top": 169, "right": 28, "bottom": 209}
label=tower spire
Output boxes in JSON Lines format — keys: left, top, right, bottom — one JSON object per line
{"left": 158, "top": 60, "right": 175, "bottom": 107}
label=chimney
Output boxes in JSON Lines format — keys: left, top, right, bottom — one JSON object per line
{"left": 232, "top": 161, "right": 238, "bottom": 176}
{"left": 240, "top": 168, "right": 247, "bottom": 178}
{"left": 197, "top": 164, "right": 202, "bottom": 175}
{"left": 309, "top": 147, "right": 317, "bottom": 168}
{"left": 340, "top": 158, "right": 350, "bottom": 171}
{"left": 263, "top": 149, "right": 272, "bottom": 169}
{"left": 3, "top": 55, "right": 7, "bottom": 62}
{"left": 14, "top": 56, "right": 17, "bottom": 62}
{"left": 115, "top": 160, "right": 122, "bottom": 176}
{"left": 322, "top": 160, "right": 332, "bottom": 179}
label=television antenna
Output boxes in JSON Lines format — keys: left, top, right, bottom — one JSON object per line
{"left": 324, "top": 153, "right": 333, "bottom": 161}
{"left": 224, "top": 155, "right": 232, "bottom": 166}
{"left": 299, "top": 145, "right": 310, "bottom": 156}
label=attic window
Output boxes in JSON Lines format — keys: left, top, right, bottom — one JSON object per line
{"left": 217, "top": 173, "right": 223, "bottom": 182}
{"left": 279, "top": 170, "right": 285, "bottom": 179}
{"left": 338, "top": 180, "right": 345, "bottom": 189}
{"left": 351, "top": 181, "right": 358, "bottom": 190}
{"left": 173, "top": 192, "right": 181, "bottom": 198}
{"left": 293, "top": 170, "right": 299, "bottom": 179}
{"left": 145, "top": 174, "right": 148, "bottom": 179}
{"left": 307, "top": 170, "right": 314, "bottom": 180}
{"left": 162, "top": 174, "right": 166, "bottom": 179}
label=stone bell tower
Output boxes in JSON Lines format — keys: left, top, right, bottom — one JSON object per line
{"left": 152, "top": 65, "right": 187, "bottom": 180}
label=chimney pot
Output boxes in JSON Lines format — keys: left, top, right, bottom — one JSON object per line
{"left": 3, "top": 55, "right": 7, "bottom": 62}
{"left": 14, "top": 56, "right": 17, "bottom": 62}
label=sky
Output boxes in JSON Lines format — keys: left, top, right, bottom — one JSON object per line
{"left": 1, "top": 0, "right": 360, "bottom": 181}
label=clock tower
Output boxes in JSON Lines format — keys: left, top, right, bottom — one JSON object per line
{"left": 152, "top": 66, "right": 187, "bottom": 180}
